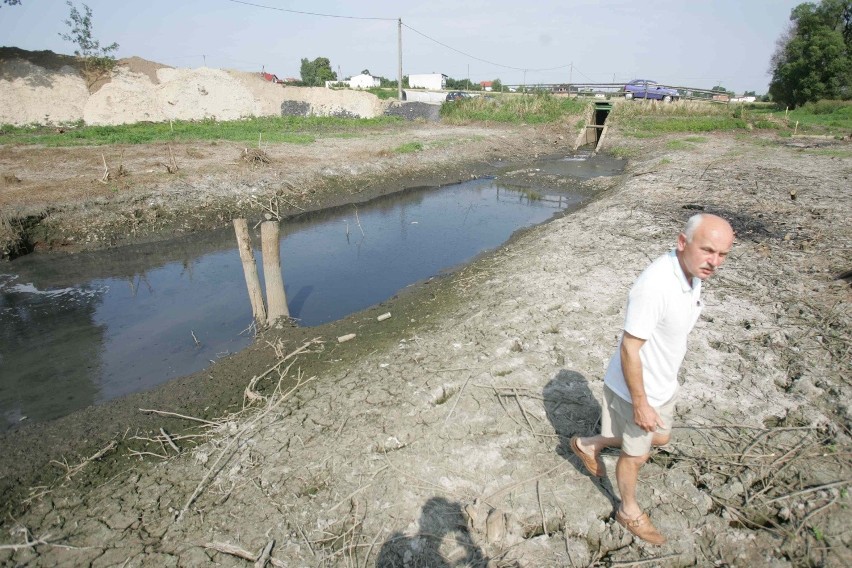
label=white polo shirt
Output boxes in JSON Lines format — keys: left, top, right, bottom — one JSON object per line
{"left": 604, "top": 250, "right": 703, "bottom": 407}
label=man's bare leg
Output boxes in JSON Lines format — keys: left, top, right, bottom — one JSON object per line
{"left": 574, "top": 433, "right": 669, "bottom": 465}
{"left": 616, "top": 453, "right": 648, "bottom": 517}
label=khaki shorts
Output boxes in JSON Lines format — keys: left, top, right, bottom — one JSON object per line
{"left": 601, "top": 385, "right": 676, "bottom": 457}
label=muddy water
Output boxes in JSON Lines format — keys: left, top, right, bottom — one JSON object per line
{"left": 0, "top": 154, "right": 624, "bottom": 431}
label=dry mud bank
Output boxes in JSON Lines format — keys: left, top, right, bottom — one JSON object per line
{"left": 1, "top": 131, "right": 851, "bottom": 567}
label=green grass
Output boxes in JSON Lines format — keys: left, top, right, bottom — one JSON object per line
{"left": 608, "top": 146, "right": 635, "bottom": 158}
{"left": 394, "top": 141, "right": 423, "bottom": 153}
{"left": 666, "top": 140, "right": 690, "bottom": 150}
{"left": 727, "top": 100, "right": 852, "bottom": 134}
{"left": 666, "top": 136, "right": 710, "bottom": 150}
{"left": 440, "top": 93, "right": 586, "bottom": 124}
{"left": 800, "top": 148, "right": 852, "bottom": 158}
{"left": 365, "top": 87, "right": 399, "bottom": 100}
{"left": 0, "top": 115, "right": 404, "bottom": 147}
{"left": 622, "top": 116, "right": 748, "bottom": 133}
{"left": 786, "top": 101, "right": 852, "bottom": 133}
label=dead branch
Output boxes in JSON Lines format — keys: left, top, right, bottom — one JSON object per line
{"left": 177, "top": 369, "right": 318, "bottom": 522}
{"left": 138, "top": 408, "right": 217, "bottom": 425}
{"left": 160, "top": 428, "right": 180, "bottom": 454}
{"left": 537, "top": 480, "right": 548, "bottom": 537}
{"left": 49, "top": 440, "right": 117, "bottom": 480}
{"left": 202, "top": 541, "right": 285, "bottom": 567}
{"left": 100, "top": 154, "right": 109, "bottom": 183}
{"left": 242, "top": 147, "right": 272, "bottom": 165}
{"left": 764, "top": 480, "right": 850, "bottom": 505}
{"left": 254, "top": 539, "right": 275, "bottom": 568}
{"left": 608, "top": 553, "right": 683, "bottom": 566}
{"left": 328, "top": 483, "right": 372, "bottom": 513}
{"left": 444, "top": 374, "right": 472, "bottom": 423}
{"left": 483, "top": 462, "right": 565, "bottom": 504}
{"left": 161, "top": 144, "right": 179, "bottom": 173}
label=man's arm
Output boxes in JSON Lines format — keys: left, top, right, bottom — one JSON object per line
{"left": 620, "top": 332, "right": 665, "bottom": 432}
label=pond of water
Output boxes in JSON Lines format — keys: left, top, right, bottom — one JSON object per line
{"left": 0, "top": 153, "right": 624, "bottom": 430}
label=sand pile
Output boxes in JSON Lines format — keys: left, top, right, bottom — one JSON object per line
{"left": 0, "top": 49, "right": 386, "bottom": 126}
{"left": 0, "top": 58, "right": 89, "bottom": 125}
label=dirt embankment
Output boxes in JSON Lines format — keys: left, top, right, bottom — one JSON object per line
{"left": 0, "top": 125, "right": 849, "bottom": 567}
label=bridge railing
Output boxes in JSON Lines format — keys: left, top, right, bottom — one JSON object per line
{"left": 500, "top": 83, "right": 732, "bottom": 102}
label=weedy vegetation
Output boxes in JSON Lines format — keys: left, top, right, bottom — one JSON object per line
{"left": 0, "top": 115, "right": 403, "bottom": 147}
{"left": 440, "top": 93, "right": 586, "bottom": 124}
{"left": 394, "top": 141, "right": 423, "bottom": 154}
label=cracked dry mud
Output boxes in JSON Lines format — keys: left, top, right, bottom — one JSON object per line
{"left": 1, "top": 127, "right": 850, "bottom": 567}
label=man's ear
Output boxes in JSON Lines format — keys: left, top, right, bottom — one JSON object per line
{"left": 676, "top": 232, "right": 687, "bottom": 252}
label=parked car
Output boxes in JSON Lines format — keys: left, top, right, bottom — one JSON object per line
{"left": 623, "top": 79, "right": 679, "bottom": 102}
{"left": 445, "top": 91, "right": 470, "bottom": 102}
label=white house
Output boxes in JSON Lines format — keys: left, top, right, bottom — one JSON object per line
{"left": 408, "top": 73, "right": 447, "bottom": 91}
{"left": 325, "top": 73, "right": 380, "bottom": 89}
{"left": 349, "top": 73, "right": 381, "bottom": 89}
{"left": 730, "top": 96, "right": 757, "bottom": 103}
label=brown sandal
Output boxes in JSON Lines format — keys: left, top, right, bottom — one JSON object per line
{"left": 616, "top": 509, "right": 666, "bottom": 545}
{"left": 570, "top": 437, "right": 604, "bottom": 477}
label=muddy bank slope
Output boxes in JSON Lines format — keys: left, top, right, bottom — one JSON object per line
{"left": 2, "top": 131, "right": 849, "bottom": 567}
{"left": 0, "top": 121, "right": 571, "bottom": 259}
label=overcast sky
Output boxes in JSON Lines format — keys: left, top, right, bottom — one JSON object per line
{"left": 1, "top": 0, "right": 803, "bottom": 93}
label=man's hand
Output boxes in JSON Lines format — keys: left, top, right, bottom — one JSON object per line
{"left": 633, "top": 403, "right": 664, "bottom": 433}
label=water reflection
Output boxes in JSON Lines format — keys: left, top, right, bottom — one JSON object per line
{"left": 0, "top": 161, "right": 616, "bottom": 430}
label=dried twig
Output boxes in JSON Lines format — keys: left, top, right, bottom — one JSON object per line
{"left": 50, "top": 441, "right": 117, "bottom": 480}
{"left": 608, "top": 553, "right": 683, "bottom": 566}
{"left": 444, "top": 374, "right": 472, "bottom": 423}
{"left": 254, "top": 539, "right": 275, "bottom": 568}
{"left": 202, "top": 541, "right": 285, "bottom": 567}
{"left": 764, "top": 480, "right": 850, "bottom": 505}
{"left": 138, "top": 408, "right": 216, "bottom": 425}
{"left": 160, "top": 428, "right": 180, "bottom": 454}
{"left": 537, "top": 480, "right": 548, "bottom": 537}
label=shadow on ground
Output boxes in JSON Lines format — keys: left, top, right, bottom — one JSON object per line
{"left": 376, "top": 496, "right": 489, "bottom": 567}
{"left": 543, "top": 369, "right": 619, "bottom": 509}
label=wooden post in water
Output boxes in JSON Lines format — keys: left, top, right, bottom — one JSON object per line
{"left": 233, "top": 219, "right": 267, "bottom": 325}
{"left": 261, "top": 220, "right": 289, "bottom": 324}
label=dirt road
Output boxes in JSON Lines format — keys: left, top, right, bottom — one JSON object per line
{"left": 1, "top": 125, "right": 850, "bottom": 567}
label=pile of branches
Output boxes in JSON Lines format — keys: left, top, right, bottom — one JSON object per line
{"left": 657, "top": 423, "right": 850, "bottom": 566}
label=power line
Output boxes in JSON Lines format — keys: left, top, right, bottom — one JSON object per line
{"left": 224, "top": 0, "right": 395, "bottom": 21}
{"left": 402, "top": 23, "right": 572, "bottom": 73}
{"left": 223, "top": 1, "right": 581, "bottom": 79}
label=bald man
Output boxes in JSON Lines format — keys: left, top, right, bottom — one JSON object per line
{"left": 571, "top": 214, "right": 735, "bottom": 545}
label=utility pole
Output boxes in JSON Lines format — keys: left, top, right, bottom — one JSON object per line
{"left": 467, "top": 64, "right": 470, "bottom": 90}
{"left": 397, "top": 18, "right": 403, "bottom": 100}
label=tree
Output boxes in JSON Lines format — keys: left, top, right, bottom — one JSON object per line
{"left": 299, "top": 57, "right": 337, "bottom": 87}
{"left": 58, "top": 1, "right": 119, "bottom": 85}
{"left": 491, "top": 78, "right": 503, "bottom": 92}
{"left": 1, "top": 1, "right": 23, "bottom": 8}
{"left": 768, "top": 0, "right": 852, "bottom": 107}
{"left": 360, "top": 68, "right": 370, "bottom": 76}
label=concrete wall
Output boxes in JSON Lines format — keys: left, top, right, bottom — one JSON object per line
{"left": 408, "top": 73, "right": 446, "bottom": 91}
{"left": 403, "top": 90, "right": 447, "bottom": 103}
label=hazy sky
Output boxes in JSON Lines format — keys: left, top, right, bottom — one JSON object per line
{"left": 1, "top": 0, "right": 802, "bottom": 93}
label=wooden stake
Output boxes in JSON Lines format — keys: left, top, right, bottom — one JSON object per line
{"left": 261, "top": 221, "right": 289, "bottom": 324}
{"left": 234, "top": 219, "right": 267, "bottom": 326}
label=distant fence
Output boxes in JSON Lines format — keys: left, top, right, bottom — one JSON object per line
{"left": 500, "top": 83, "right": 733, "bottom": 102}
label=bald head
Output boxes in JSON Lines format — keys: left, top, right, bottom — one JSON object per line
{"left": 677, "top": 214, "right": 735, "bottom": 281}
